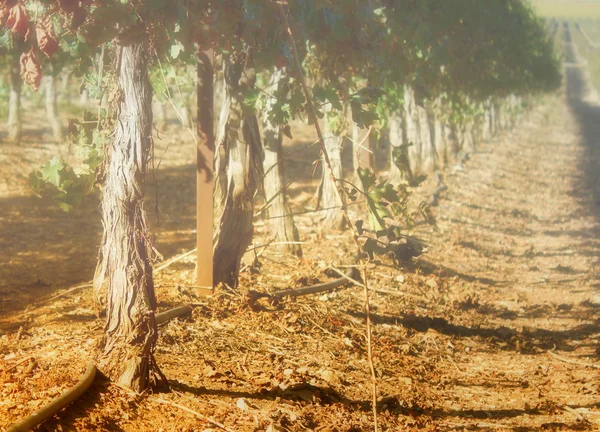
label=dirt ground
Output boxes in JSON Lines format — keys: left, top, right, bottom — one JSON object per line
{"left": 1, "top": 42, "right": 599, "bottom": 430}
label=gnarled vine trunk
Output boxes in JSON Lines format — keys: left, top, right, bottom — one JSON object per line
{"left": 418, "top": 101, "right": 436, "bottom": 174}
{"left": 45, "top": 71, "right": 63, "bottom": 140}
{"left": 262, "top": 70, "right": 302, "bottom": 257}
{"left": 388, "top": 110, "right": 405, "bottom": 183}
{"left": 8, "top": 53, "right": 22, "bottom": 143}
{"left": 403, "top": 87, "right": 422, "bottom": 175}
{"left": 482, "top": 106, "right": 491, "bottom": 141}
{"left": 213, "top": 58, "right": 263, "bottom": 288}
{"left": 94, "top": 42, "right": 158, "bottom": 392}
{"left": 489, "top": 101, "right": 497, "bottom": 135}
{"left": 431, "top": 115, "right": 447, "bottom": 168}
{"left": 214, "top": 59, "right": 229, "bottom": 211}
{"left": 315, "top": 107, "right": 346, "bottom": 231}
{"left": 450, "top": 124, "right": 464, "bottom": 158}
{"left": 389, "top": 86, "right": 436, "bottom": 183}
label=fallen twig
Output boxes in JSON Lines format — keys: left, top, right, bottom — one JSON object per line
{"left": 370, "top": 287, "right": 423, "bottom": 300}
{"left": 240, "top": 240, "right": 274, "bottom": 273}
{"left": 37, "top": 283, "right": 94, "bottom": 306}
{"left": 154, "top": 248, "right": 197, "bottom": 274}
{"left": 4, "top": 356, "right": 33, "bottom": 373}
{"left": 328, "top": 266, "right": 365, "bottom": 287}
{"left": 562, "top": 405, "right": 590, "bottom": 423}
{"left": 548, "top": 349, "right": 600, "bottom": 369}
{"left": 154, "top": 397, "right": 236, "bottom": 432}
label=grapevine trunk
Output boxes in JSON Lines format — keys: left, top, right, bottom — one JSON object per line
{"left": 45, "top": 72, "right": 62, "bottom": 140}
{"left": 94, "top": 42, "right": 158, "bottom": 391}
{"left": 262, "top": 70, "right": 302, "bottom": 257}
{"left": 8, "top": 53, "right": 21, "bottom": 144}
{"left": 213, "top": 58, "right": 263, "bottom": 288}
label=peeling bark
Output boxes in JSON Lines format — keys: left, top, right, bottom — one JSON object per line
{"left": 315, "top": 107, "right": 346, "bottom": 231}
{"left": 44, "top": 72, "right": 63, "bottom": 140}
{"left": 389, "top": 86, "right": 436, "bottom": 181}
{"left": 213, "top": 58, "right": 263, "bottom": 288}
{"left": 262, "top": 70, "right": 302, "bottom": 257}
{"left": 388, "top": 110, "right": 405, "bottom": 183}
{"left": 450, "top": 124, "right": 464, "bottom": 158}
{"left": 489, "top": 101, "right": 497, "bottom": 135}
{"left": 432, "top": 117, "right": 447, "bottom": 168}
{"left": 495, "top": 101, "right": 504, "bottom": 131}
{"left": 94, "top": 42, "right": 158, "bottom": 392}
{"left": 482, "top": 106, "right": 491, "bottom": 141}
{"left": 214, "top": 60, "right": 229, "bottom": 211}
{"left": 418, "top": 102, "right": 436, "bottom": 174}
{"left": 403, "top": 87, "right": 422, "bottom": 175}
{"left": 389, "top": 86, "right": 433, "bottom": 183}
{"left": 463, "top": 122, "right": 475, "bottom": 152}
{"left": 8, "top": 53, "right": 21, "bottom": 143}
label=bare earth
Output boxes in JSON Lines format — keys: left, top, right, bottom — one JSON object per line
{"left": 0, "top": 58, "right": 599, "bottom": 430}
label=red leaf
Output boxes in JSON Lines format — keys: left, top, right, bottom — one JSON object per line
{"left": 20, "top": 48, "right": 42, "bottom": 90}
{"left": 6, "top": 4, "right": 30, "bottom": 40}
{"left": 36, "top": 25, "right": 58, "bottom": 58}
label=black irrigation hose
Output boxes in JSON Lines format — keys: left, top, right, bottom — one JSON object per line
{"left": 155, "top": 304, "right": 193, "bottom": 325}
{"left": 6, "top": 361, "right": 97, "bottom": 432}
{"left": 5, "top": 305, "right": 194, "bottom": 432}
{"left": 271, "top": 265, "right": 357, "bottom": 298}
{"left": 4, "top": 268, "right": 355, "bottom": 432}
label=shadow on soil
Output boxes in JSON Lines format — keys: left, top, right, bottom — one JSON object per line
{"left": 39, "top": 376, "right": 599, "bottom": 431}
{"left": 0, "top": 163, "right": 197, "bottom": 317}
{"left": 347, "top": 308, "right": 600, "bottom": 355}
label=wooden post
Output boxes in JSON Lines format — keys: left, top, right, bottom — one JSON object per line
{"left": 196, "top": 49, "right": 214, "bottom": 294}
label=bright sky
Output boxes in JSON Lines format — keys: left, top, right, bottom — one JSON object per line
{"left": 530, "top": 0, "right": 600, "bottom": 18}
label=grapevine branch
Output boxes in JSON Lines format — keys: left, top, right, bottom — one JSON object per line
{"left": 274, "top": 3, "right": 378, "bottom": 431}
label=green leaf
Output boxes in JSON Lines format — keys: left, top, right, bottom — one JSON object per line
{"left": 360, "top": 109, "right": 379, "bottom": 128}
{"left": 352, "top": 87, "right": 385, "bottom": 105}
{"left": 313, "top": 85, "right": 342, "bottom": 111}
{"left": 357, "top": 168, "right": 377, "bottom": 190}
{"left": 243, "top": 88, "right": 260, "bottom": 115}
{"left": 170, "top": 41, "right": 184, "bottom": 59}
{"left": 39, "top": 157, "right": 65, "bottom": 188}
{"left": 28, "top": 171, "right": 45, "bottom": 196}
